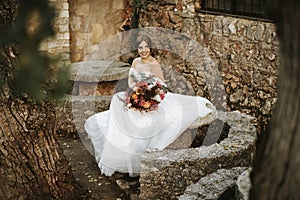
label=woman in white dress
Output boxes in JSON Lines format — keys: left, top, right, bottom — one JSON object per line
{"left": 84, "top": 35, "right": 215, "bottom": 176}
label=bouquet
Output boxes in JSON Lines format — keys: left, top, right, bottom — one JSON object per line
{"left": 124, "top": 74, "right": 168, "bottom": 112}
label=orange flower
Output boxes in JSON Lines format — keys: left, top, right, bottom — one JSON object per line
{"left": 143, "top": 101, "right": 151, "bottom": 109}
{"left": 131, "top": 93, "right": 138, "bottom": 99}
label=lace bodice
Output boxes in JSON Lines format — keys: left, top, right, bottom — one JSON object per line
{"left": 129, "top": 68, "right": 166, "bottom": 86}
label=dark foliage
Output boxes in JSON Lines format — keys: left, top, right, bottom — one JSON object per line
{"left": 0, "top": 0, "right": 69, "bottom": 102}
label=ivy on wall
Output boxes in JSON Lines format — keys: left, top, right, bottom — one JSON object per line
{"left": 132, "top": 0, "right": 148, "bottom": 28}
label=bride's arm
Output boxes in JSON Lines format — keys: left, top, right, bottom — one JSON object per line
{"left": 151, "top": 62, "right": 165, "bottom": 81}
{"left": 128, "top": 59, "right": 138, "bottom": 88}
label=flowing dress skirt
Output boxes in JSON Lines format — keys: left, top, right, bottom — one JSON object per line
{"left": 84, "top": 91, "right": 215, "bottom": 176}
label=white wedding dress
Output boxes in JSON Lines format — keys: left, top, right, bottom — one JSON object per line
{"left": 84, "top": 68, "right": 215, "bottom": 176}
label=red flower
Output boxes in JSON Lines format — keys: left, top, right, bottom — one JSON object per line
{"left": 160, "top": 93, "right": 165, "bottom": 100}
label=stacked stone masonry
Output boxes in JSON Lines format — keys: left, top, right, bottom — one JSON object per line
{"left": 179, "top": 167, "right": 249, "bottom": 200}
{"left": 68, "top": 0, "right": 127, "bottom": 62}
{"left": 40, "top": 0, "right": 70, "bottom": 66}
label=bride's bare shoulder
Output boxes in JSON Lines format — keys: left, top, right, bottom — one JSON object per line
{"left": 153, "top": 60, "right": 160, "bottom": 65}
{"left": 131, "top": 57, "right": 141, "bottom": 68}
{"left": 147, "top": 57, "right": 159, "bottom": 65}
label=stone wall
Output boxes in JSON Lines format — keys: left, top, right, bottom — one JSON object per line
{"left": 40, "top": 0, "right": 70, "bottom": 66}
{"left": 135, "top": 0, "right": 279, "bottom": 133}
{"left": 40, "top": 0, "right": 129, "bottom": 64}
{"left": 68, "top": 0, "right": 128, "bottom": 62}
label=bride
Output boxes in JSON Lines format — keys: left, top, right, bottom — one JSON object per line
{"left": 84, "top": 35, "right": 215, "bottom": 176}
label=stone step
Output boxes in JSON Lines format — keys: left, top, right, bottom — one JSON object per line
{"left": 70, "top": 61, "right": 130, "bottom": 96}
{"left": 69, "top": 60, "right": 130, "bottom": 82}
{"left": 179, "top": 167, "right": 248, "bottom": 200}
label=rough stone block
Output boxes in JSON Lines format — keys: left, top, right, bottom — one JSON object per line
{"left": 179, "top": 167, "right": 248, "bottom": 200}
{"left": 139, "top": 111, "right": 257, "bottom": 199}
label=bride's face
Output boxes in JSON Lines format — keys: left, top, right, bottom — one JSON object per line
{"left": 137, "top": 41, "right": 150, "bottom": 59}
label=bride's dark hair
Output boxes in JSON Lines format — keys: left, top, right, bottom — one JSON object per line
{"left": 135, "top": 35, "right": 157, "bottom": 57}
{"left": 135, "top": 35, "right": 153, "bottom": 49}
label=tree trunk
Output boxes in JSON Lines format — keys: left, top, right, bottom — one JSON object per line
{"left": 0, "top": 98, "right": 78, "bottom": 199}
{"left": 0, "top": 0, "right": 78, "bottom": 198}
{"left": 250, "top": 0, "right": 300, "bottom": 199}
